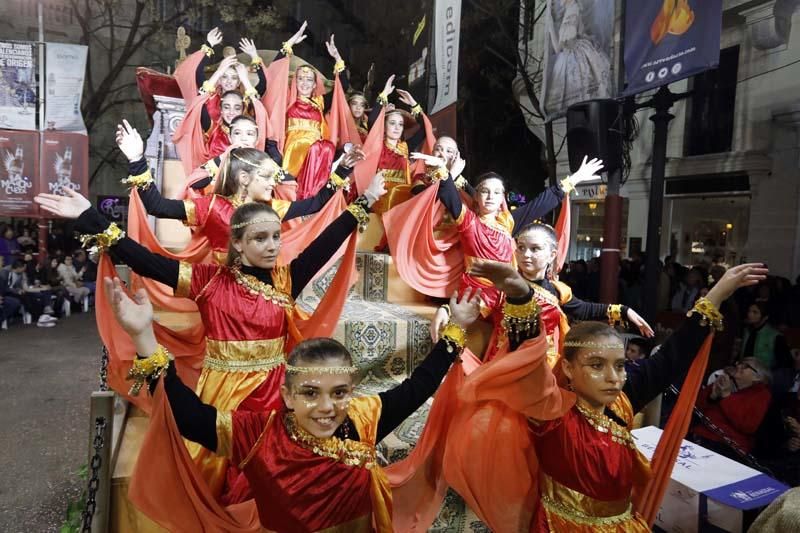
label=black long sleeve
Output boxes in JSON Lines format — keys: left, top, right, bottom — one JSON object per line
{"left": 129, "top": 159, "right": 188, "bottom": 220}
{"left": 406, "top": 112, "right": 427, "bottom": 151}
{"left": 623, "top": 313, "right": 711, "bottom": 413}
{"left": 288, "top": 206, "right": 360, "bottom": 298}
{"left": 195, "top": 49, "right": 211, "bottom": 90}
{"left": 377, "top": 339, "right": 457, "bottom": 441}
{"left": 75, "top": 208, "right": 179, "bottom": 289}
{"left": 282, "top": 166, "right": 353, "bottom": 221}
{"left": 162, "top": 361, "right": 219, "bottom": 451}
{"left": 254, "top": 66, "right": 266, "bottom": 96}
{"left": 437, "top": 175, "right": 464, "bottom": 219}
{"left": 539, "top": 278, "right": 613, "bottom": 321}
{"left": 266, "top": 140, "right": 283, "bottom": 166}
{"left": 201, "top": 104, "right": 212, "bottom": 132}
{"left": 511, "top": 185, "right": 565, "bottom": 236}
{"left": 367, "top": 99, "right": 382, "bottom": 130}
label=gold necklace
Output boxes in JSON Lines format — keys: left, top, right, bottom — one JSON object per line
{"left": 231, "top": 266, "right": 293, "bottom": 309}
{"left": 284, "top": 413, "right": 377, "bottom": 469}
{"left": 574, "top": 400, "right": 637, "bottom": 450}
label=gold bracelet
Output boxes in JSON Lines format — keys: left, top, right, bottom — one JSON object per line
{"left": 410, "top": 103, "right": 423, "bottom": 117}
{"left": 202, "top": 159, "right": 220, "bottom": 178}
{"left": 377, "top": 91, "right": 389, "bottom": 106}
{"left": 346, "top": 202, "right": 370, "bottom": 232}
{"left": 80, "top": 223, "right": 125, "bottom": 256}
{"left": 328, "top": 172, "right": 350, "bottom": 191}
{"left": 250, "top": 55, "right": 263, "bottom": 66}
{"left": 441, "top": 321, "right": 466, "bottom": 353}
{"left": 607, "top": 304, "right": 624, "bottom": 326}
{"left": 560, "top": 175, "right": 575, "bottom": 194}
{"left": 333, "top": 59, "right": 346, "bottom": 75}
{"left": 281, "top": 41, "right": 293, "bottom": 56}
{"left": 243, "top": 87, "right": 258, "bottom": 101}
{"left": 201, "top": 44, "right": 214, "bottom": 57}
{"left": 687, "top": 297, "right": 724, "bottom": 331}
{"left": 200, "top": 80, "right": 216, "bottom": 94}
{"left": 126, "top": 345, "right": 171, "bottom": 396}
{"left": 501, "top": 297, "right": 540, "bottom": 344}
{"left": 121, "top": 168, "right": 153, "bottom": 189}
{"left": 427, "top": 166, "right": 448, "bottom": 182}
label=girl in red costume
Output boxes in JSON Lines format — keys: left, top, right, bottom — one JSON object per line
{"left": 35, "top": 175, "right": 387, "bottom": 503}
{"left": 432, "top": 222, "right": 654, "bottom": 364}
{"left": 441, "top": 261, "right": 768, "bottom": 532}
{"left": 348, "top": 91, "right": 369, "bottom": 142}
{"left": 117, "top": 121, "right": 362, "bottom": 264}
{"left": 106, "top": 274, "right": 491, "bottom": 532}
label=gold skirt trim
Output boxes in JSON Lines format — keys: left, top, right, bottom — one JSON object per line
{"left": 540, "top": 472, "right": 633, "bottom": 525}
{"left": 286, "top": 117, "right": 323, "bottom": 135}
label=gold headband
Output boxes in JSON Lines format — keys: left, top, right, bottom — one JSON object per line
{"left": 230, "top": 215, "right": 280, "bottom": 230}
{"left": 297, "top": 65, "right": 315, "bottom": 76}
{"left": 285, "top": 364, "right": 359, "bottom": 375}
{"left": 231, "top": 152, "right": 265, "bottom": 169}
{"left": 563, "top": 341, "right": 624, "bottom": 349}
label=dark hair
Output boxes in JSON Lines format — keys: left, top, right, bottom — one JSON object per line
{"left": 226, "top": 202, "right": 281, "bottom": 266}
{"left": 748, "top": 301, "right": 769, "bottom": 319}
{"left": 626, "top": 337, "right": 650, "bottom": 357}
{"left": 11, "top": 260, "right": 25, "bottom": 270}
{"left": 230, "top": 115, "right": 257, "bottom": 130}
{"left": 221, "top": 90, "right": 243, "bottom": 101}
{"left": 516, "top": 222, "right": 557, "bottom": 252}
{"left": 474, "top": 171, "right": 506, "bottom": 190}
{"left": 214, "top": 147, "right": 272, "bottom": 197}
{"left": 563, "top": 322, "right": 623, "bottom": 362}
{"left": 285, "top": 337, "right": 354, "bottom": 383}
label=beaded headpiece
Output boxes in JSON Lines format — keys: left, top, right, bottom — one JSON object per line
{"left": 230, "top": 215, "right": 281, "bottom": 230}
{"left": 285, "top": 364, "right": 359, "bottom": 375}
{"left": 296, "top": 64, "right": 316, "bottom": 77}
{"left": 563, "top": 340, "right": 624, "bottom": 349}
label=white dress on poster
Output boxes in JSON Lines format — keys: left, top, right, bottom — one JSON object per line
{"left": 545, "top": 0, "right": 611, "bottom": 117}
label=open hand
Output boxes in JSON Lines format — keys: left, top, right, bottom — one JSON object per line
{"left": 468, "top": 259, "right": 530, "bottom": 299}
{"left": 626, "top": 308, "right": 654, "bottom": 338}
{"left": 104, "top": 277, "right": 153, "bottom": 337}
{"left": 207, "top": 27, "right": 223, "bottom": 48}
{"left": 34, "top": 188, "right": 91, "bottom": 219}
{"left": 450, "top": 154, "right": 466, "bottom": 177}
{"left": 239, "top": 37, "right": 259, "bottom": 60}
{"left": 363, "top": 173, "right": 387, "bottom": 206}
{"left": 381, "top": 75, "right": 396, "bottom": 98}
{"left": 430, "top": 306, "right": 449, "bottom": 342}
{"left": 116, "top": 119, "right": 144, "bottom": 162}
{"left": 287, "top": 21, "right": 308, "bottom": 47}
{"left": 341, "top": 146, "right": 365, "bottom": 169}
{"left": 705, "top": 263, "right": 769, "bottom": 308}
{"left": 567, "top": 156, "right": 604, "bottom": 187}
{"left": 410, "top": 152, "right": 446, "bottom": 169}
{"left": 449, "top": 287, "right": 483, "bottom": 329}
{"left": 396, "top": 89, "right": 417, "bottom": 107}
{"left": 325, "top": 34, "right": 341, "bottom": 61}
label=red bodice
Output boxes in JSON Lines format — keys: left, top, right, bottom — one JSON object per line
{"left": 206, "top": 121, "right": 230, "bottom": 160}
{"left": 377, "top": 142, "right": 410, "bottom": 176}
{"left": 287, "top": 97, "right": 325, "bottom": 124}
{"left": 531, "top": 283, "right": 566, "bottom": 339}
{"left": 188, "top": 194, "right": 237, "bottom": 254}
{"left": 206, "top": 92, "right": 221, "bottom": 123}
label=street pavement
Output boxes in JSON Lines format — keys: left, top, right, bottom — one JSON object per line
{"left": 0, "top": 311, "right": 101, "bottom": 532}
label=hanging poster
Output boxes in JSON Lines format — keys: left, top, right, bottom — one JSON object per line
{"left": 40, "top": 132, "right": 88, "bottom": 205}
{"left": 43, "top": 43, "right": 88, "bottom": 131}
{"left": 0, "top": 129, "right": 39, "bottom": 216}
{"left": 623, "top": 0, "right": 722, "bottom": 95}
{"left": 540, "top": 0, "right": 616, "bottom": 120}
{"left": 0, "top": 41, "right": 36, "bottom": 131}
{"left": 430, "top": 0, "right": 461, "bottom": 114}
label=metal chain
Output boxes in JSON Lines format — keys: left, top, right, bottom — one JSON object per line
{"left": 81, "top": 416, "right": 107, "bottom": 533}
{"left": 99, "top": 346, "right": 109, "bottom": 392}
{"left": 667, "top": 385, "right": 776, "bottom": 477}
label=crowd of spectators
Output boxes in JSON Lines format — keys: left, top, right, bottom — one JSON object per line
{"left": 562, "top": 253, "right": 800, "bottom": 487}
{"left": 0, "top": 219, "right": 95, "bottom": 329}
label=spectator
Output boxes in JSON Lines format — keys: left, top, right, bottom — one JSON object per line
{"left": 56, "top": 255, "right": 91, "bottom": 305}
{"left": 0, "top": 226, "right": 20, "bottom": 267}
{"left": 16, "top": 228, "right": 35, "bottom": 253}
{"left": 691, "top": 358, "right": 773, "bottom": 459}
{"left": 0, "top": 260, "right": 57, "bottom": 326}
{"left": 741, "top": 301, "right": 790, "bottom": 369}
{"left": 0, "top": 291, "right": 21, "bottom": 326}
{"left": 625, "top": 337, "right": 650, "bottom": 363}
{"left": 671, "top": 266, "right": 705, "bottom": 313}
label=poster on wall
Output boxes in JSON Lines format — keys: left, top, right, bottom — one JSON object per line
{"left": 43, "top": 43, "right": 88, "bottom": 131}
{"left": 540, "top": 0, "right": 616, "bottom": 120}
{"left": 623, "top": 0, "right": 722, "bottom": 96}
{"left": 0, "top": 41, "right": 36, "bottom": 131}
{"left": 430, "top": 0, "right": 461, "bottom": 114}
{"left": 39, "top": 132, "right": 88, "bottom": 212}
{"left": 0, "top": 129, "right": 39, "bottom": 216}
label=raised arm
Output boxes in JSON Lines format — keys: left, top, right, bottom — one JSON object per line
{"left": 368, "top": 75, "right": 395, "bottom": 129}
{"left": 116, "top": 121, "right": 187, "bottom": 220}
{"left": 288, "top": 174, "right": 386, "bottom": 297}
{"left": 396, "top": 89, "right": 426, "bottom": 150}
{"left": 624, "top": 263, "right": 768, "bottom": 412}
{"left": 377, "top": 289, "right": 482, "bottom": 440}
{"left": 195, "top": 28, "right": 222, "bottom": 90}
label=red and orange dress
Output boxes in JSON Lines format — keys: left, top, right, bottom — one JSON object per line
{"left": 75, "top": 199, "right": 365, "bottom": 501}
{"left": 440, "top": 297, "right": 720, "bottom": 532}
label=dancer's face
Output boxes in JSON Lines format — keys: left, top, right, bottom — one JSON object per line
{"left": 475, "top": 178, "right": 505, "bottom": 216}
{"left": 349, "top": 97, "right": 366, "bottom": 119}
{"left": 385, "top": 113, "right": 404, "bottom": 141}
{"left": 238, "top": 162, "right": 278, "bottom": 202}
{"left": 515, "top": 230, "right": 556, "bottom": 280}
{"left": 282, "top": 369, "right": 354, "bottom": 438}
{"left": 229, "top": 121, "right": 258, "bottom": 148}
{"left": 432, "top": 137, "right": 458, "bottom": 168}
{"left": 232, "top": 216, "right": 281, "bottom": 269}
{"left": 221, "top": 95, "right": 244, "bottom": 125}
{"left": 220, "top": 67, "right": 240, "bottom": 92}
{"left": 296, "top": 68, "right": 316, "bottom": 98}
{"left": 561, "top": 339, "right": 627, "bottom": 410}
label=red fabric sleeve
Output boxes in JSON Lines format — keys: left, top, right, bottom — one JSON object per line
{"left": 231, "top": 410, "right": 271, "bottom": 468}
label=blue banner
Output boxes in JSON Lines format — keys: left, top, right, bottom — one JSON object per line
{"left": 703, "top": 474, "right": 789, "bottom": 511}
{"left": 623, "top": 0, "right": 722, "bottom": 96}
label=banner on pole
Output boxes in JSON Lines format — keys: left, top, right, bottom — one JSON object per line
{"left": 430, "top": 0, "right": 461, "bottom": 114}
{"left": 540, "top": 0, "right": 615, "bottom": 121}
{"left": 623, "top": 0, "right": 722, "bottom": 96}
{"left": 40, "top": 131, "right": 88, "bottom": 205}
{"left": 0, "top": 41, "right": 36, "bottom": 131}
{"left": 43, "top": 43, "right": 88, "bottom": 131}
{"left": 0, "top": 129, "right": 39, "bottom": 216}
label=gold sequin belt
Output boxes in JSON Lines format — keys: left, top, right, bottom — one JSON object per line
{"left": 379, "top": 168, "right": 408, "bottom": 184}
{"left": 204, "top": 338, "right": 286, "bottom": 373}
{"left": 286, "top": 117, "right": 323, "bottom": 136}
{"left": 539, "top": 472, "right": 634, "bottom": 525}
